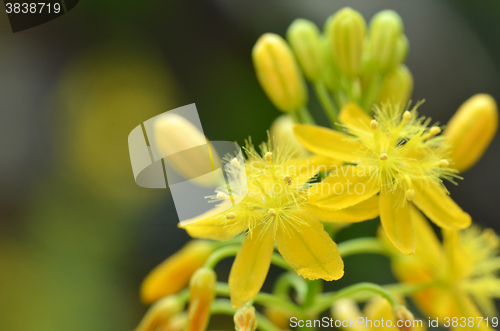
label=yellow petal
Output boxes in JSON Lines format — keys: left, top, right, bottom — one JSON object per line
{"left": 285, "top": 155, "right": 343, "bottom": 186}
{"left": 229, "top": 223, "right": 274, "bottom": 308}
{"left": 309, "top": 165, "right": 380, "bottom": 211}
{"left": 141, "top": 240, "right": 215, "bottom": 304}
{"left": 275, "top": 211, "right": 344, "bottom": 280}
{"left": 293, "top": 124, "right": 361, "bottom": 162}
{"left": 410, "top": 205, "right": 443, "bottom": 270}
{"left": 379, "top": 188, "right": 415, "bottom": 255}
{"left": 305, "top": 195, "right": 379, "bottom": 223}
{"left": 339, "top": 102, "right": 372, "bottom": 130}
{"left": 412, "top": 180, "right": 471, "bottom": 230}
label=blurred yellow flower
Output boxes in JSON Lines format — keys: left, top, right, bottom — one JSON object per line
{"left": 383, "top": 206, "right": 500, "bottom": 330}
{"left": 134, "top": 295, "right": 183, "bottom": 331}
{"left": 294, "top": 102, "right": 471, "bottom": 255}
{"left": 141, "top": 240, "right": 215, "bottom": 304}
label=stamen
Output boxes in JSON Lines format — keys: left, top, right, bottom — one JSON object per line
{"left": 403, "top": 111, "right": 411, "bottom": 122}
{"left": 268, "top": 208, "right": 277, "bottom": 216}
{"left": 264, "top": 152, "right": 273, "bottom": 162}
{"left": 370, "top": 120, "right": 379, "bottom": 130}
{"left": 380, "top": 153, "right": 389, "bottom": 161}
{"left": 406, "top": 189, "right": 415, "bottom": 201}
{"left": 226, "top": 212, "right": 236, "bottom": 219}
{"left": 439, "top": 159, "right": 449, "bottom": 167}
{"left": 429, "top": 126, "right": 441, "bottom": 137}
{"left": 283, "top": 175, "right": 291, "bottom": 185}
{"left": 216, "top": 192, "right": 227, "bottom": 200}
{"left": 230, "top": 158, "right": 242, "bottom": 169}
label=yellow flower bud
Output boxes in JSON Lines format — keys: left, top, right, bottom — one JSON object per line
{"left": 393, "top": 305, "right": 416, "bottom": 331}
{"left": 444, "top": 94, "right": 498, "bottom": 173}
{"left": 154, "top": 113, "right": 221, "bottom": 187}
{"left": 270, "top": 115, "right": 308, "bottom": 157}
{"left": 287, "top": 19, "right": 325, "bottom": 82}
{"left": 134, "top": 295, "right": 183, "bottom": 331}
{"left": 368, "top": 10, "right": 404, "bottom": 72}
{"left": 325, "top": 8, "right": 366, "bottom": 76}
{"left": 263, "top": 306, "right": 292, "bottom": 330}
{"left": 159, "top": 313, "right": 187, "bottom": 331}
{"left": 377, "top": 65, "right": 413, "bottom": 106}
{"left": 186, "top": 268, "right": 217, "bottom": 331}
{"left": 141, "top": 240, "right": 215, "bottom": 304}
{"left": 234, "top": 306, "right": 258, "bottom": 331}
{"left": 252, "top": 33, "right": 308, "bottom": 113}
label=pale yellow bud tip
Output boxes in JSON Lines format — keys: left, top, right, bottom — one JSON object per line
{"left": 268, "top": 208, "right": 277, "bottom": 216}
{"left": 430, "top": 126, "right": 441, "bottom": 136}
{"left": 234, "top": 306, "right": 258, "bottom": 331}
{"left": 264, "top": 152, "right": 273, "bottom": 161}
{"left": 403, "top": 111, "right": 411, "bottom": 121}
{"left": 217, "top": 192, "right": 227, "bottom": 200}
{"left": 371, "top": 120, "right": 379, "bottom": 130}
{"left": 380, "top": 153, "right": 389, "bottom": 160}
{"left": 226, "top": 212, "right": 236, "bottom": 219}
{"left": 439, "top": 159, "right": 449, "bottom": 167}
{"left": 393, "top": 305, "right": 415, "bottom": 331}
{"left": 406, "top": 189, "right": 415, "bottom": 201}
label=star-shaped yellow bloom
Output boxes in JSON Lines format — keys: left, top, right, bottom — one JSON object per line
{"left": 294, "top": 102, "right": 471, "bottom": 255}
{"left": 382, "top": 206, "right": 500, "bottom": 331}
{"left": 180, "top": 139, "right": 378, "bottom": 308}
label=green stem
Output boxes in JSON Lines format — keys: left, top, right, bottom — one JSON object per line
{"left": 297, "top": 106, "right": 316, "bottom": 124}
{"left": 273, "top": 272, "right": 308, "bottom": 303}
{"left": 303, "top": 279, "right": 322, "bottom": 308}
{"left": 337, "top": 237, "right": 389, "bottom": 258}
{"left": 310, "top": 282, "right": 401, "bottom": 315}
{"left": 210, "top": 300, "right": 281, "bottom": 331}
{"left": 361, "top": 73, "right": 383, "bottom": 113}
{"left": 314, "top": 82, "right": 341, "bottom": 130}
{"left": 253, "top": 292, "right": 305, "bottom": 317}
{"left": 205, "top": 246, "right": 293, "bottom": 271}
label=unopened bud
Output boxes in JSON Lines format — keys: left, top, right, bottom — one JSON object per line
{"left": 141, "top": 241, "right": 215, "bottom": 304}
{"left": 368, "top": 10, "right": 404, "bottom": 72}
{"left": 444, "top": 94, "right": 498, "bottom": 172}
{"left": 160, "top": 313, "right": 187, "bottom": 331}
{"left": 186, "top": 268, "right": 217, "bottom": 331}
{"left": 325, "top": 8, "right": 366, "bottom": 76}
{"left": 264, "top": 306, "right": 293, "bottom": 330}
{"left": 234, "top": 306, "right": 258, "bottom": 331}
{"left": 393, "top": 305, "right": 415, "bottom": 331}
{"left": 377, "top": 65, "right": 413, "bottom": 106}
{"left": 287, "top": 19, "right": 325, "bottom": 82}
{"left": 154, "top": 113, "right": 221, "bottom": 187}
{"left": 134, "top": 295, "right": 183, "bottom": 331}
{"left": 406, "top": 189, "right": 415, "bottom": 201}
{"left": 253, "top": 33, "right": 308, "bottom": 112}
{"left": 270, "top": 115, "right": 308, "bottom": 157}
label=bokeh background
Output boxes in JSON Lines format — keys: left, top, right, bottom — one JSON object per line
{"left": 0, "top": 1, "right": 499, "bottom": 330}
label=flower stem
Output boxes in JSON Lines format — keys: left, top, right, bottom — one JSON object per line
{"left": 297, "top": 106, "right": 316, "bottom": 124}
{"left": 310, "top": 282, "right": 401, "bottom": 314}
{"left": 205, "top": 246, "right": 293, "bottom": 271}
{"left": 273, "top": 272, "right": 308, "bottom": 303}
{"left": 337, "top": 237, "right": 389, "bottom": 258}
{"left": 314, "top": 82, "right": 341, "bottom": 130}
{"left": 253, "top": 292, "right": 305, "bottom": 317}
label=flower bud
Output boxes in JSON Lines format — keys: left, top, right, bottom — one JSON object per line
{"left": 134, "top": 295, "right": 183, "bottom": 331}
{"left": 325, "top": 8, "right": 366, "bottom": 76}
{"left": 368, "top": 10, "right": 404, "bottom": 72}
{"left": 160, "top": 313, "right": 187, "bottom": 331}
{"left": 392, "top": 305, "right": 415, "bottom": 331}
{"left": 377, "top": 65, "right": 413, "bottom": 106}
{"left": 186, "top": 268, "right": 217, "bottom": 331}
{"left": 252, "top": 33, "right": 308, "bottom": 112}
{"left": 287, "top": 19, "right": 325, "bottom": 82}
{"left": 141, "top": 240, "right": 215, "bottom": 304}
{"left": 270, "top": 115, "right": 308, "bottom": 157}
{"left": 234, "top": 306, "right": 258, "bottom": 331}
{"left": 154, "top": 113, "right": 222, "bottom": 187}
{"left": 444, "top": 94, "right": 498, "bottom": 173}
{"left": 263, "top": 306, "right": 293, "bottom": 330}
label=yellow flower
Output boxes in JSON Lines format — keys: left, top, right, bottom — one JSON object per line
{"left": 444, "top": 94, "right": 498, "bottom": 173}
{"left": 141, "top": 240, "right": 215, "bottom": 304}
{"left": 332, "top": 297, "right": 426, "bottom": 331}
{"left": 234, "top": 306, "right": 258, "bottom": 331}
{"left": 181, "top": 139, "right": 378, "bottom": 308}
{"left": 294, "top": 102, "right": 471, "bottom": 254}
{"left": 382, "top": 207, "right": 500, "bottom": 330}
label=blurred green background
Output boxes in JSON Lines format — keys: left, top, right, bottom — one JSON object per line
{"left": 0, "top": 1, "right": 499, "bottom": 330}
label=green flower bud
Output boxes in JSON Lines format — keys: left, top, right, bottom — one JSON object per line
{"left": 287, "top": 19, "right": 325, "bottom": 82}
{"left": 325, "top": 8, "right": 366, "bottom": 76}
{"left": 252, "top": 33, "right": 308, "bottom": 113}
{"left": 368, "top": 10, "right": 404, "bottom": 72}
{"left": 377, "top": 65, "right": 413, "bottom": 106}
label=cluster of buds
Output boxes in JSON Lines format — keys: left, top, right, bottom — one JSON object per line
{"left": 253, "top": 7, "right": 413, "bottom": 121}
